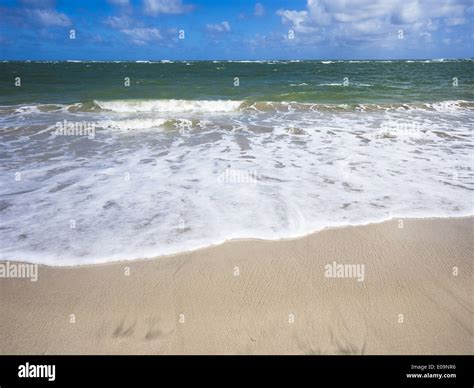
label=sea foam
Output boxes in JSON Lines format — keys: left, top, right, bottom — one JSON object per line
{"left": 0, "top": 99, "right": 472, "bottom": 265}
{"left": 94, "top": 99, "right": 243, "bottom": 113}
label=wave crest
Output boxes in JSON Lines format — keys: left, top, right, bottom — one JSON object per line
{"left": 94, "top": 99, "right": 244, "bottom": 113}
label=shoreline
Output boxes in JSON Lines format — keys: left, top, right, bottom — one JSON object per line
{"left": 1, "top": 216, "right": 472, "bottom": 354}
{"left": 2, "top": 215, "right": 473, "bottom": 268}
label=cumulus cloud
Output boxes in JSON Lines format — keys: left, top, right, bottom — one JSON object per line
{"left": 206, "top": 21, "right": 231, "bottom": 33}
{"left": 277, "top": 0, "right": 470, "bottom": 46}
{"left": 143, "top": 0, "right": 193, "bottom": 15}
{"left": 277, "top": 9, "right": 315, "bottom": 33}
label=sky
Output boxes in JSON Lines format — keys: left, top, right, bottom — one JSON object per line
{"left": 0, "top": 0, "right": 473, "bottom": 60}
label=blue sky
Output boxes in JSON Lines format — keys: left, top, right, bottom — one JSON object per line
{"left": 0, "top": 0, "right": 473, "bottom": 60}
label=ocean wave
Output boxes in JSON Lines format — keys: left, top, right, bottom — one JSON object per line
{"left": 96, "top": 118, "right": 168, "bottom": 130}
{"left": 289, "top": 83, "right": 309, "bottom": 86}
{"left": 241, "top": 100, "right": 474, "bottom": 113}
{"left": 1, "top": 99, "right": 473, "bottom": 117}
{"left": 1, "top": 96, "right": 472, "bottom": 265}
{"left": 318, "top": 83, "right": 343, "bottom": 86}
{"left": 430, "top": 100, "right": 474, "bottom": 111}
{"left": 317, "top": 82, "right": 372, "bottom": 87}
{"left": 94, "top": 99, "right": 244, "bottom": 113}
{"left": 96, "top": 117, "right": 206, "bottom": 131}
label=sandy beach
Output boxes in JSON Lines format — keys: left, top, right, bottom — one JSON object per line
{"left": 0, "top": 217, "right": 472, "bottom": 355}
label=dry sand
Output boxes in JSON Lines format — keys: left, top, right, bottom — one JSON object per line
{"left": 0, "top": 217, "right": 472, "bottom": 355}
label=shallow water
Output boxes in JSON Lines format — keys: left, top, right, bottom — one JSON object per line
{"left": 0, "top": 60, "right": 472, "bottom": 264}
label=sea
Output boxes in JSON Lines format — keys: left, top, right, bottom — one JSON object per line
{"left": 0, "top": 59, "right": 472, "bottom": 265}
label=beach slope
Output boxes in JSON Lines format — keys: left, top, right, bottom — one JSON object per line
{"left": 0, "top": 217, "right": 472, "bottom": 354}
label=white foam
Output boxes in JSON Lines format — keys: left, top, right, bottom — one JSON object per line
{"left": 318, "top": 82, "right": 371, "bottom": 87}
{"left": 94, "top": 99, "right": 243, "bottom": 113}
{"left": 0, "top": 100, "right": 472, "bottom": 265}
{"left": 96, "top": 118, "right": 168, "bottom": 130}
{"left": 428, "top": 100, "right": 470, "bottom": 112}
{"left": 318, "top": 83, "right": 343, "bottom": 86}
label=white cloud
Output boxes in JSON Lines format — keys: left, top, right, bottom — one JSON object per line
{"left": 277, "top": 10, "right": 315, "bottom": 33}
{"left": 143, "top": 0, "right": 193, "bottom": 15}
{"left": 7, "top": 1, "right": 73, "bottom": 27}
{"left": 27, "top": 8, "right": 71, "bottom": 27}
{"left": 254, "top": 3, "right": 265, "bottom": 17}
{"left": 121, "top": 27, "right": 163, "bottom": 45}
{"left": 277, "top": 0, "right": 470, "bottom": 46}
{"left": 206, "top": 21, "right": 231, "bottom": 33}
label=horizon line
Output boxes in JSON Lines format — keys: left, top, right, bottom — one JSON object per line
{"left": 1, "top": 57, "right": 473, "bottom": 62}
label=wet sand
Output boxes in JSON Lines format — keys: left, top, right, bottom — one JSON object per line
{"left": 0, "top": 217, "right": 472, "bottom": 354}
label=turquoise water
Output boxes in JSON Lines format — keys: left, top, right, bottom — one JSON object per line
{"left": 0, "top": 60, "right": 473, "bottom": 265}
